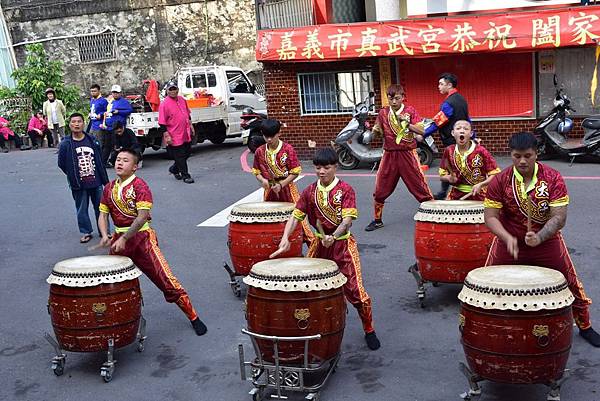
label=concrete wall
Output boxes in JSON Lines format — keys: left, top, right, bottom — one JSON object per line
{"left": 1, "top": 0, "right": 259, "bottom": 93}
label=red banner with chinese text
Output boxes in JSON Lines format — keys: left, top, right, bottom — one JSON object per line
{"left": 256, "top": 6, "right": 600, "bottom": 62}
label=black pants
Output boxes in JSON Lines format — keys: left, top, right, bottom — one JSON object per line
{"left": 0, "top": 135, "right": 23, "bottom": 149}
{"left": 27, "top": 129, "right": 53, "bottom": 147}
{"left": 94, "top": 130, "right": 112, "bottom": 164}
{"left": 437, "top": 135, "right": 457, "bottom": 197}
{"left": 168, "top": 142, "right": 191, "bottom": 177}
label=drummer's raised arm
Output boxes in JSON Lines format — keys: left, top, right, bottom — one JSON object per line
{"left": 270, "top": 216, "right": 298, "bottom": 259}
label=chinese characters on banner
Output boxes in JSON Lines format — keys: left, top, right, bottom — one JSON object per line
{"left": 257, "top": 7, "right": 600, "bottom": 62}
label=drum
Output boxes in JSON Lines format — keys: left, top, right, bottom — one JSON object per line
{"left": 244, "top": 258, "right": 347, "bottom": 365}
{"left": 414, "top": 200, "right": 493, "bottom": 283}
{"left": 228, "top": 202, "right": 303, "bottom": 276}
{"left": 458, "top": 265, "right": 574, "bottom": 384}
{"left": 47, "top": 256, "right": 143, "bottom": 353}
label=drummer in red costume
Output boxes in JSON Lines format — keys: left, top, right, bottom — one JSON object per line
{"left": 271, "top": 148, "right": 381, "bottom": 350}
{"left": 365, "top": 84, "right": 433, "bottom": 232}
{"left": 97, "top": 148, "right": 208, "bottom": 336}
{"left": 252, "top": 119, "right": 313, "bottom": 242}
{"left": 439, "top": 120, "right": 500, "bottom": 201}
{"left": 484, "top": 132, "right": 600, "bottom": 347}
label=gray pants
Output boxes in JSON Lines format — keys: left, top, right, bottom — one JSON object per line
{"left": 91, "top": 129, "right": 111, "bottom": 164}
{"left": 50, "top": 126, "right": 65, "bottom": 146}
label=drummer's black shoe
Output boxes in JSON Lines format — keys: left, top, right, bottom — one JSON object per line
{"left": 365, "top": 331, "right": 381, "bottom": 350}
{"left": 365, "top": 220, "right": 384, "bottom": 232}
{"left": 579, "top": 327, "right": 600, "bottom": 347}
{"left": 191, "top": 318, "right": 207, "bottom": 336}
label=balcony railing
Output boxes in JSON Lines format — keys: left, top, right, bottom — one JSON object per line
{"left": 256, "top": 0, "right": 315, "bottom": 30}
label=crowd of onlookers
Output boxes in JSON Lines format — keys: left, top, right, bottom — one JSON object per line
{"left": 0, "top": 84, "right": 138, "bottom": 166}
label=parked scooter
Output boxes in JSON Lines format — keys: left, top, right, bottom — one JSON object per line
{"left": 240, "top": 107, "right": 267, "bottom": 153}
{"left": 534, "top": 75, "right": 600, "bottom": 163}
{"left": 334, "top": 92, "right": 436, "bottom": 170}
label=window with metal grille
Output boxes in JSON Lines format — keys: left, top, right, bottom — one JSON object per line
{"left": 298, "top": 71, "right": 373, "bottom": 115}
{"left": 78, "top": 32, "right": 117, "bottom": 64}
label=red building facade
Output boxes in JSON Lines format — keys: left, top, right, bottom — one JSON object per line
{"left": 256, "top": 2, "right": 600, "bottom": 158}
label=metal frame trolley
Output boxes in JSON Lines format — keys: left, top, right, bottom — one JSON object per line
{"left": 238, "top": 329, "right": 340, "bottom": 401}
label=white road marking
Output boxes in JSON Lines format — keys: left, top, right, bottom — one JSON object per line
{"left": 197, "top": 176, "right": 305, "bottom": 227}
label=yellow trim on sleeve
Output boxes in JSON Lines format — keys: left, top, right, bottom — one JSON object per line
{"left": 483, "top": 198, "right": 503, "bottom": 209}
{"left": 290, "top": 166, "right": 302, "bottom": 175}
{"left": 488, "top": 167, "right": 501, "bottom": 176}
{"left": 342, "top": 207, "right": 358, "bottom": 219}
{"left": 251, "top": 168, "right": 261, "bottom": 176}
{"left": 292, "top": 208, "right": 306, "bottom": 221}
{"left": 549, "top": 195, "right": 569, "bottom": 207}
{"left": 136, "top": 201, "right": 153, "bottom": 210}
{"left": 99, "top": 203, "right": 110, "bottom": 213}
{"left": 438, "top": 168, "right": 449, "bottom": 176}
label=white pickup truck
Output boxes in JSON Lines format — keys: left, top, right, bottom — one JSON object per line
{"left": 126, "top": 65, "right": 266, "bottom": 152}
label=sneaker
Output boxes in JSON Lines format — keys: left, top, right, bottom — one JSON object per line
{"left": 365, "top": 220, "right": 384, "bottom": 232}
{"left": 365, "top": 332, "right": 381, "bottom": 350}
{"left": 173, "top": 173, "right": 183, "bottom": 180}
{"left": 191, "top": 318, "right": 207, "bottom": 336}
{"left": 1, "top": 147, "right": 8, "bottom": 153}
{"left": 580, "top": 327, "right": 600, "bottom": 347}
{"left": 183, "top": 176, "right": 195, "bottom": 184}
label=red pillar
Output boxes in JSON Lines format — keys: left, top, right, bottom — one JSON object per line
{"left": 313, "top": 0, "right": 333, "bottom": 24}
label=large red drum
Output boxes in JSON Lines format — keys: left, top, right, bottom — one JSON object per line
{"left": 458, "top": 265, "right": 574, "bottom": 384}
{"left": 414, "top": 200, "right": 493, "bottom": 283}
{"left": 244, "top": 258, "right": 347, "bottom": 365}
{"left": 228, "top": 202, "right": 303, "bottom": 276}
{"left": 47, "top": 256, "right": 143, "bottom": 352}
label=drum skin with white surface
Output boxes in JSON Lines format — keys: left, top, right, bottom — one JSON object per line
{"left": 228, "top": 202, "right": 303, "bottom": 276}
{"left": 414, "top": 200, "right": 493, "bottom": 283}
{"left": 47, "top": 255, "right": 143, "bottom": 352}
{"left": 458, "top": 265, "right": 574, "bottom": 384}
{"left": 244, "top": 258, "right": 347, "bottom": 365}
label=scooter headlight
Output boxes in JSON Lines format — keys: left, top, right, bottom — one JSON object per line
{"left": 553, "top": 98, "right": 564, "bottom": 107}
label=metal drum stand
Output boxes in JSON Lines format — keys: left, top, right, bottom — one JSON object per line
{"left": 44, "top": 316, "right": 147, "bottom": 382}
{"left": 238, "top": 329, "right": 340, "bottom": 401}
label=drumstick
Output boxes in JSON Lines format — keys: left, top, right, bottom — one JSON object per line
{"left": 316, "top": 219, "right": 326, "bottom": 237}
{"left": 459, "top": 192, "right": 472, "bottom": 201}
{"left": 526, "top": 196, "right": 532, "bottom": 233}
{"left": 87, "top": 243, "right": 108, "bottom": 252}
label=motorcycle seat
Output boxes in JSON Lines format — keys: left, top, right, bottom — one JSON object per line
{"left": 582, "top": 118, "right": 600, "bottom": 130}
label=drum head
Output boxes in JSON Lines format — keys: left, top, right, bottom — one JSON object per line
{"left": 414, "top": 200, "right": 485, "bottom": 223}
{"left": 458, "top": 265, "right": 574, "bottom": 311}
{"left": 47, "top": 255, "right": 142, "bottom": 287}
{"left": 243, "top": 257, "right": 347, "bottom": 292}
{"left": 229, "top": 201, "right": 295, "bottom": 223}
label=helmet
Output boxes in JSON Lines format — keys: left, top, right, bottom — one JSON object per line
{"left": 558, "top": 118, "right": 573, "bottom": 134}
{"left": 360, "top": 130, "right": 373, "bottom": 145}
{"left": 241, "top": 107, "right": 256, "bottom": 120}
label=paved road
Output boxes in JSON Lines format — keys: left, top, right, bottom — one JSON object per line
{"left": 1, "top": 142, "right": 599, "bottom": 401}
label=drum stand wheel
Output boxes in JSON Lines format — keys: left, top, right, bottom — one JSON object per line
{"left": 136, "top": 316, "right": 147, "bottom": 352}
{"left": 408, "top": 263, "right": 427, "bottom": 308}
{"left": 458, "top": 362, "right": 482, "bottom": 400}
{"left": 459, "top": 362, "right": 570, "bottom": 401}
{"left": 100, "top": 338, "right": 116, "bottom": 382}
{"left": 223, "top": 262, "right": 242, "bottom": 297}
{"left": 44, "top": 332, "right": 66, "bottom": 376}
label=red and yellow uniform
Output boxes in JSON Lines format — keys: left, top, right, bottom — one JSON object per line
{"left": 293, "top": 178, "right": 375, "bottom": 334}
{"left": 484, "top": 163, "right": 592, "bottom": 329}
{"left": 439, "top": 142, "right": 500, "bottom": 201}
{"left": 99, "top": 175, "right": 199, "bottom": 321}
{"left": 372, "top": 105, "right": 433, "bottom": 220}
{"left": 252, "top": 141, "right": 313, "bottom": 241}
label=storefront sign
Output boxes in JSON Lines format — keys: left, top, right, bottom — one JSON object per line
{"left": 257, "top": 6, "right": 600, "bottom": 62}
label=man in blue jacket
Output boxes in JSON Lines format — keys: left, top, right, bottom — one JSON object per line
{"left": 58, "top": 113, "right": 109, "bottom": 243}
{"left": 101, "top": 84, "right": 133, "bottom": 166}
{"left": 89, "top": 84, "right": 109, "bottom": 162}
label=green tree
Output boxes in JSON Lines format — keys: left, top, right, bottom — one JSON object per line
{"left": 11, "top": 43, "right": 83, "bottom": 112}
